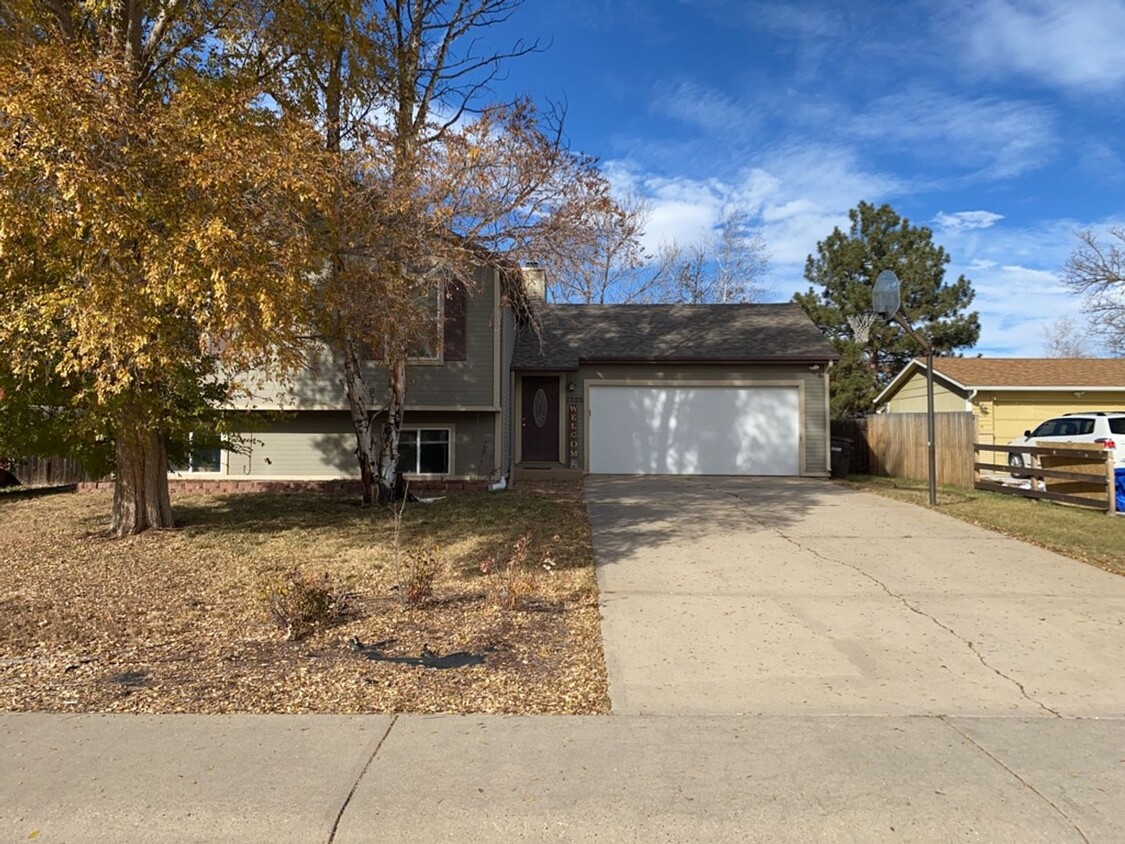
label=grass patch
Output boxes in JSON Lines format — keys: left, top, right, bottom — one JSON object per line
{"left": 843, "top": 475, "right": 1125, "bottom": 577}
{"left": 0, "top": 483, "right": 608, "bottom": 715}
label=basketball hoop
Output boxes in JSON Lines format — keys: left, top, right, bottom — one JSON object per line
{"left": 847, "top": 312, "right": 878, "bottom": 345}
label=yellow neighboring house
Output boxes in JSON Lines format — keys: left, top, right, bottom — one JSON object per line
{"left": 875, "top": 358, "right": 1125, "bottom": 444}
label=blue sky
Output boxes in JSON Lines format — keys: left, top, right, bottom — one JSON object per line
{"left": 479, "top": 0, "right": 1125, "bottom": 356}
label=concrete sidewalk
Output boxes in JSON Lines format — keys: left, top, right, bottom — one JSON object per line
{"left": 4, "top": 712, "right": 1123, "bottom": 842}
{"left": 587, "top": 476, "right": 1125, "bottom": 717}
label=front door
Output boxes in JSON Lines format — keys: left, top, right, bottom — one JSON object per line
{"left": 521, "top": 376, "right": 560, "bottom": 462}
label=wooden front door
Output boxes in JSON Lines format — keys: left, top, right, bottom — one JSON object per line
{"left": 521, "top": 376, "right": 560, "bottom": 462}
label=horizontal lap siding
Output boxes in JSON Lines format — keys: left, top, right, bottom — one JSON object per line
{"left": 224, "top": 410, "right": 499, "bottom": 479}
{"left": 574, "top": 365, "right": 829, "bottom": 476}
{"left": 230, "top": 265, "right": 499, "bottom": 411}
{"left": 886, "top": 373, "right": 967, "bottom": 413}
{"left": 987, "top": 391, "right": 1125, "bottom": 444}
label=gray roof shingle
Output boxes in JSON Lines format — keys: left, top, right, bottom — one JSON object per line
{"left": 512, "top": 303, "right": 837, "bottom": 370}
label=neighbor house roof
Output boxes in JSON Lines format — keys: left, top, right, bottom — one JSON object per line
{"left": 875, "top": 357, "right": 1125, "bottom": 406}
{"left": 512, "top": 303, "right": 837, "bottom": 370}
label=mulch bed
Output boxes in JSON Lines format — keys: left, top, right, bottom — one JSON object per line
{"left": 0, "top": 483, "right": 609, "bottom": 714}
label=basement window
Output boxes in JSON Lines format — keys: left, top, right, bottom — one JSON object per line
{"left": 170, "top": 434, "right": 222, "bottom": 474}
{"left": 398, "top": 428, "right": 451, "bottom": 475}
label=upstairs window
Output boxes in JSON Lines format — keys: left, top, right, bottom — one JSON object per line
{"left": 407, "top": 284, "right": 443, "bottom": 361}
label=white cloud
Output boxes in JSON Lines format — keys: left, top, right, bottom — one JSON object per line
{"left": 849, "top": 87, "right": 1056, "bottom": 179}
{"left": 734, "top": 144, "right": 906, "bottom": 267}
{"left": 650, "top": 80, "right": 758, "bottom": 134}
{"left": 960, "top": 0, "right": 1125, "bottom": 93}
{"left": 609, "top": 142, "right": 905, "bottom": 274}
{"left": 934, "top": 211, "right": 1005, "bottom": 232}
{"left": 940, "top": 220, "right": 1118, "bottom": 355}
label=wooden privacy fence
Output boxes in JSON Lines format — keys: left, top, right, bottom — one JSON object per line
{"left": 831, "top": 412, "right": 976, "bottom": 488}
{"left": 1, "top": 455, "right": 89, "bottom": 488}
{"left": 974, "top": 442, "right": 1117, "bottom": 514}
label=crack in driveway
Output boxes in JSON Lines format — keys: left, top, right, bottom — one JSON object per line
{"left": 942, "top": 717, "right": 1091, "bottom": 843}
{"left": 717, "top": 486, "right": 1062, "bottom": 718}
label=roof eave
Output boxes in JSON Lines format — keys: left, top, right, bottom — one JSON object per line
{"left": 875, "top": 358, "right": 971, "bottom": 406}
{"left": 967, "top": 384, "right": 1125, "bottom": 392}
{"left": 576, "top": 355, "right": 839, "bottom": 365}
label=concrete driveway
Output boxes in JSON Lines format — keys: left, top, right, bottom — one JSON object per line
{"left": 587, "top": 476, "right": 1125, "bottom": 717}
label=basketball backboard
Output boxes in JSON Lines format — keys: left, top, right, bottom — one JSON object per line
{"left": 873, "top": 270, "right": 901, "bottom": 320}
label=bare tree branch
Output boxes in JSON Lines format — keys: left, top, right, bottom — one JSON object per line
{"left": 1064, "top": 228, "right": 1125, "bottom": 356}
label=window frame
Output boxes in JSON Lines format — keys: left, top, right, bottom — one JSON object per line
{"left": 397, "top": 426, "right": 453, "bottom": 476}
{"left": 170, "top": 433, "right": 224, "bottom": 475}
{"left": 405, "top": 281, "right": 445, "bottom": 365}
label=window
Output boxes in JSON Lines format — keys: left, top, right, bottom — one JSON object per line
{"left": 1031, "top": 419, "right": 1064, "bottom": 437}
{"left": 1109, "top": 419, "right": 1125, "bottom": 435}
{"left": 1074, "top": 419, "right": 1095, "bottom": 436}
{"left": 398, "top": 428, "right": 451, "bottom": 474}
{"left": 170, "top": 434, "right": 222, "bottom": 474}
{"left": 407, "top": 282, "right": 443, "bottom": 361}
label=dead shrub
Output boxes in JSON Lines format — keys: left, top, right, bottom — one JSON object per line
{"left": 399, "top": 543, "right": 443, "bottom": 606}
{"left": 480, "top": 532, "right": 555, "bottom": 610}
{"left": 261, "top": 568, "right": 351, "bottom": 641}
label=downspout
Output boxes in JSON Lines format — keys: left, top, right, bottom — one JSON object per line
{"left": 824, "top": 360, "right": 833, "bottom": 475}
{"left": 507, "top": 369, "right": 516, "bottom": 489}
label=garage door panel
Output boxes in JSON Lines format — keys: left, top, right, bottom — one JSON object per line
{"left": 589, "top": 386, "right": 799, "bottom": 476}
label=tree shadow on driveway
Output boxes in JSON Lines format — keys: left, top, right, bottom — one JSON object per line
{"left": 583, "top": 475, "right": 859, "bottom": 568}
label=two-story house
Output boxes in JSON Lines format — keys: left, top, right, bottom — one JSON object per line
{"left": 175, "top": 266, "right": 838, "bottom": 488}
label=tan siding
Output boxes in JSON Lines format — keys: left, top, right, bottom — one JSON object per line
{"left": 224, "top": 410, "right": 499, "bottom": 479}
{"left": 225, "top": 412, "right": 355, "bottom": 478}
{"left": 885, "top": 372, "right": 966, "bottom": 413}
{"left": 975, "top": 394, "right": 995, "bottom": 443}
{"left": 984, "top": 391, "right": 1125, "bottom": 444}
{"left": 572, "top": 364, "right": 829, "bottom": 476}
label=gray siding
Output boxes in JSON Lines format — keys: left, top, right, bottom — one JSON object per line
{"left": 567, "top": 364, "right": 829, "bottom": 477}
{"left": 224, "top": 410, "right": 500, "bottom": 479}
{"left": 231, "top": 265, "right": 501, "bottom": 411}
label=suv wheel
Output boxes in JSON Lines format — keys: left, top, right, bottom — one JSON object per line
{"left": 1008, "top": 452, "right": 1026, "bottom": 478}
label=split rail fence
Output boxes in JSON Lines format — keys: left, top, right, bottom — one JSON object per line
{"left": 974, "top": 441, "right": 1117, "bottom": 514}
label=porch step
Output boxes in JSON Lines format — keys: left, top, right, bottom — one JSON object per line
{"left": 514, "top": 465, "right": 585, "bottom": 483}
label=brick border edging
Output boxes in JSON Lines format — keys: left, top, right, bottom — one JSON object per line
{"left": 77, "top": 479, "right": 489, "bottom": 495}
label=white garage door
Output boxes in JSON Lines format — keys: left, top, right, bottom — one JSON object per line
{"left": 588, "top": 385, "right": 800, "bottom": 475}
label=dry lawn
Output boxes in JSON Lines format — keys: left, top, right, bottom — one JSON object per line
{"left": 844, "top": 475, "right": 1125, "bottom": 577}
{"left": 0, "top": 483, "right": 609, "bottom": 714}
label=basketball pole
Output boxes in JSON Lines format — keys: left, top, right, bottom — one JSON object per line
{"left": 892, "top": 314, "right": 938, "bottom": 507}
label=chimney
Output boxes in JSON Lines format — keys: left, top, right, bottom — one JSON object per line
{"left": 520, "top": 263, "right": 547, "bottom": 300}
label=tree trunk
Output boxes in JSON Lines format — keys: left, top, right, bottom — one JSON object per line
{"left": 342, "top": 339, "right": 378, "bottom": 506}
{"left": 376, "top": 356, "right": 407, "bottom": 504}
{"left": 109, "top": 421, "right": 173, "bottom": 536}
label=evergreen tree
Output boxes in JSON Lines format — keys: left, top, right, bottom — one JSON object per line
{"left": 794, "top": 202, "right": 980, "bottom": 417}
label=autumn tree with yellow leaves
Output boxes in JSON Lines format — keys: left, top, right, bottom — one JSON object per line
{"left": 0, "top": 3, "right": 328, "bottom": 534}
{"left": 1, "top": 0, "right": 626, "bottom": 525}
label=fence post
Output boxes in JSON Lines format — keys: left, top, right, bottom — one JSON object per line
{"left": 973, "top": 443, "right": 980, "bottom": 487}
{"left": 1108, "top": 452, "right": 1117, "bottom": 516}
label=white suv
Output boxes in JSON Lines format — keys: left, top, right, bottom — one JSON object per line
{"left": 1007, "top": 412, "right": 1125, "bottom": 471}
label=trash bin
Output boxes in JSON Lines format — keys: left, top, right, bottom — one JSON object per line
{"left": 830, "top": 436, "right": 853, "bottom": 479}
{"left": 1116, "top": 468, "right": 1124, "bottom": 513}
